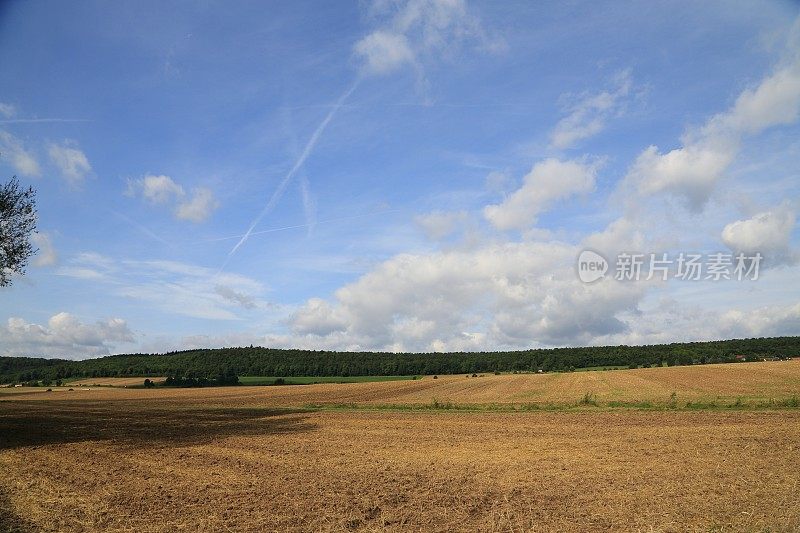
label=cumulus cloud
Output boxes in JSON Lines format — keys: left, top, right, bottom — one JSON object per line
{"left": 290, "top": 298, "right": 348, "bottom": 336}
{"left": 718, "top": 301, "right": 800, "bottom": 338}
{"left": 0, "top": 312, "right": 135, "bottom": 359}
{"left": 175, "top": 187, "right": 219, "bottom": 223}
{"left": 595, "top": 298, "right": 800, "bottom": 347}
{"left": 626, "top": 49, "right": 800, "bottom": 210}
{"left": 0, "top": 130, "right": 41, "bottom": 177}
{"left": 550, "top": 70, "right": 633, "bottom": 149}
{"left": 718, "top": 58, "right": 800, "bottom": 134}
{"left": 354, "top": 31, "right": 415, "bottom": 75}
{"left": 48, "top": 141, "right": 91, "bottom": 185}
{"left": 414, "top": 210, "right": 468, "bottom": 240}
{"left": 31, "top": 232, "right": 57, "bottom": 267}
{"left": 627, "top": 142, "right": 736, "bottom": 211}
{"left": 721, "top": 205, "right": 796, "bottom": 264}
{"left": 127, "top": 174, "right": 185, "bottom": 204}
{"left": 127, "top": 174, "right": 219, "bottom": 223}
{"left": 288, "top": 240, "right": 644, "bottom": 351}
{"left": 483, "top": 158, "right": 597, "bottom": 231}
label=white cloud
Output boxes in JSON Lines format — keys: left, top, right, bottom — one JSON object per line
{"left": 0, "top": 103, "right": 16, "bottom": 118}
{"left": 58, "top": 254, "right": 266, "bottom": 321}
{"left": 596, "top": 298, "right": 800, "bottom": 347}
{"left": 0, "top": 312, "right": 135, "bottom": 359}
{"left": 128, "top": 174, "right": 185, "bottom": 204}
{"left": 127, "top": 175, "right": 219, "bottom": 223}
{"left": 354, "top": 31, "right": 415, "bottom": 75}
{"left": 484, "top": 158, "right": 597, "bottom": 231}
{"left": 626, "top": 50, "right": 800, "bottom": 210}
{"left": 721, "top": 205, "right": 796, "bottom": 263}
{"left": 414, "top": 210, "right": 468, "bottom": 240}
{"left": 288, "top": 240, "right": 644, "bottom": 351}
{"left": 47, "top": 141, "right": 91, "bottom": 185}
{"left": 720, "top": 59, "right": 800, "bottom": 135}
{"left": 718, "top": 301, "right": 800, "bottom": 338}
{"left": 290, "top": 298, "right": 348, "bottom": 336}
{"left": 353, "top": 0, "right": 499, "bottom": 78}
{"left": 31, "top": 232, "right": 57, "bottom": 267}
{"left": 0, "top": 130, "right": 41, "bottom": 177}
{"left": 628, "top": 142, "right": 736, "bottom": 211}
{"left": 175, "top": 187, "right": 219, "bottom": 223}
{"left": 550, "top": 70, "right": 633, "bottom": 149}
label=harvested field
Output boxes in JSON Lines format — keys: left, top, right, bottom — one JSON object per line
{"left": 1, "top": 361, "right": 799, "bottom": 532}
{"left": 6, "top": 360, "right": 800, "bottom": 409}
{"left": 65, "top": 377, "right": 167, "bottom": 387}
{"left": 1, "top": 399, "right": 799, "bottom": 532}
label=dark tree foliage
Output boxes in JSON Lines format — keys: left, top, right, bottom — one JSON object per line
{"left": 0, "top": 176, "right": 37, "bottom": 287}
{"left": 0, "top": 336, "right": 798, "bottom": 384}
{"left": 163, "top": 369, "right": 239, "bottom": 388}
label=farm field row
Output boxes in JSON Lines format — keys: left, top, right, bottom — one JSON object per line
{"left": 1, "top": 398, "right": 798, "bottom": 531}
{"left": 5, "top": 360, "right": 799, "bottom": 409}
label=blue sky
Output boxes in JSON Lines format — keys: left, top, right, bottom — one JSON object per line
{"left": 1, "top": 0, "right": 799, "bottom": 358}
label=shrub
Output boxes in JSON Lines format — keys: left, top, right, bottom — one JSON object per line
{"left": 579, "top": 392, "right": 598, "bottom": 406}
{"left": 668, "top": 391, "right": 677, "bottom": 408}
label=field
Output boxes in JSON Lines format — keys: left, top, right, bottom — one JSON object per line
{"left": 64, "top": 377, "right": 167, "bottom": 387}
{"left": 238, "top": 375, "right": 418, "bottom": 385}
{"left": 1, "top": 360, "right": 799, "bottom": 532}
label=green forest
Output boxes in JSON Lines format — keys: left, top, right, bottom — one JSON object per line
{"left": 1, "top": 336, "right": 798, "bottom": 385}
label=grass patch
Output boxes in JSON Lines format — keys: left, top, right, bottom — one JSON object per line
{"left": 302, "top": 396, "right": 800, "bottom": 413}
{"left": 238, "top": 375, "right": 419, "bottom": 386}
{"left": 578, "top": 392, "right": 598, "bottom": 406}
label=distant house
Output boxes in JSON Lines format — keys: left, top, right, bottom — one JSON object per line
{"left": 734, "top": 355, "right": 746, "bottom": 362}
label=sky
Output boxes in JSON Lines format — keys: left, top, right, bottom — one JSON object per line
{"left": 1, "top": 0, "right": 799, "bottom": 359}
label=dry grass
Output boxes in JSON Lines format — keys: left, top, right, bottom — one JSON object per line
{"left": 6, "top": 360, "right": 800, "bottom": 408}
{"left": 1, "top": 361, "right": 799, "bottom": 532}
{"left": 65, "top": 377, "right": 166, "bottom": 387}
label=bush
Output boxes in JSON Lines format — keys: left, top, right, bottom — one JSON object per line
{"left": 668, "top": 391, "right": 677, "bottom": 408}
{"left": 579, "top": 392, "right": 598, "bottom": 406}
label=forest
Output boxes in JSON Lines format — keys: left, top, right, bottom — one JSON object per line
{"left": 1, "top": 336, "right": 798, "bottom": 385}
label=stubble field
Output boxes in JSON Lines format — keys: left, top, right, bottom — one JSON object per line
{"left": 1, "top": 360, "right": 799, "bottom": 532}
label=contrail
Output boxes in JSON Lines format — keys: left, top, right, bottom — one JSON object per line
{"left": 226, "top": 79, "right": 361, "bottom": 261}
{"left": 111, "top": 210, "right": 172, "bottom": 247}
{"left": 283, "top": 101, "right": 317, "bottom": 235}
{"left": 0, "top": 118, "right": 92, "bottom": 124}
{"left": 299, "top": 174, "right": 316, "bottom": 235}
{"left": 204, "top": 209, "right": 401, "bottom": 244}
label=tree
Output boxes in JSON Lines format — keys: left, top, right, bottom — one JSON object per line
{"left": 0, "top": 176, "right": 37, "bottom": 286}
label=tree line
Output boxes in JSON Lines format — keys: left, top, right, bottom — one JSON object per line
{"left": 1, "top": 336, "right": 797, "bottom": 384}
